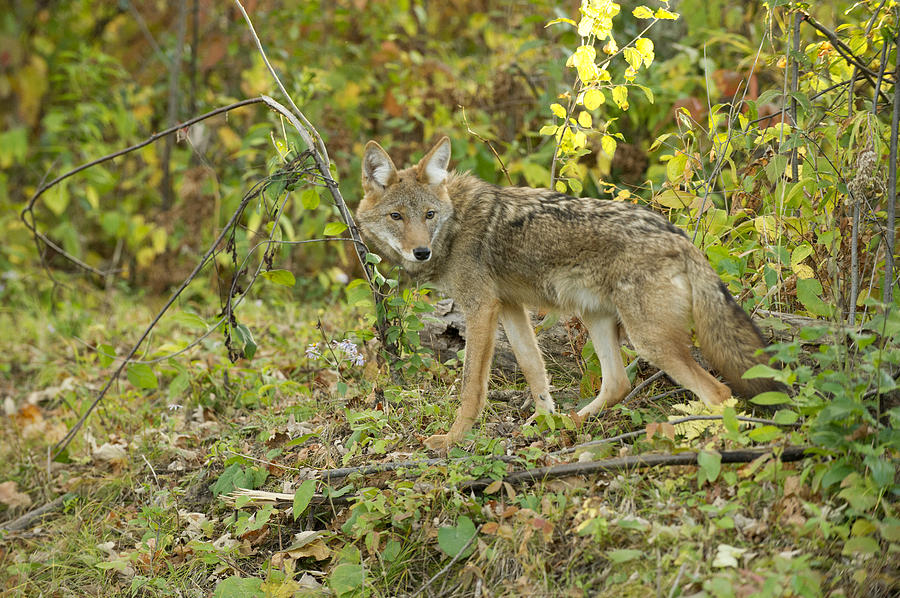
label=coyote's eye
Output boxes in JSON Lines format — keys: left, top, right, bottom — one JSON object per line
{"left": 389, "top": 212, "right": 402, "bottom": 220}
{"left": 425, "top": 210, "right": 435, "bottom": 219}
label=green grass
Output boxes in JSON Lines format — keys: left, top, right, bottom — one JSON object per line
{"left": 0, "top": 277, "right": 897, "bottom": 598}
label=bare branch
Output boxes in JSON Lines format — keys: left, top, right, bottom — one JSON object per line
{"left": 20, "top": 97, "right": 267, "bottom": 275}
{"left": 461, "top": 446, "right": 811, "bottom": 491}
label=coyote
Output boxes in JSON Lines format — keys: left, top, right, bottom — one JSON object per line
{"left": 356, "top": 137, "right": 783, "bottom": 451}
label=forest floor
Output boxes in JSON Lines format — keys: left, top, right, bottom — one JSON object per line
{"left": 0, "top": 279, "right": 896, "bottom": 598}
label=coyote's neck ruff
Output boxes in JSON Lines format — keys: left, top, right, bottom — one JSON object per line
{"left": 356, "top": 137, "right": 785, "bottom": 452}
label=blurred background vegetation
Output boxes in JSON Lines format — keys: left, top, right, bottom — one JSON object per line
{"left": 0, "top": 0, "right": 897, "bottom": 317}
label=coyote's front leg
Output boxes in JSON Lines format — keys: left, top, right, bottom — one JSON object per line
{"left": 424, "top": 299, "right": 501, "bottom": 452}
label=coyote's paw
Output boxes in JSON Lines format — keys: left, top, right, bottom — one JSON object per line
{"left": 424, "top": 433, "right": 454, "bottom": 452}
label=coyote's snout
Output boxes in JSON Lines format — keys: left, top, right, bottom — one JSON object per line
{"left": 356, "top": 137, "right": 786, "bottom": 452}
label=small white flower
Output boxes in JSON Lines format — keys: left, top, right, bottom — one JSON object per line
{"left": 305, "top": 343, "right": 321, "bottom": 359}
{"left": 168, "top": 404, "right": 183, "bottom": 411}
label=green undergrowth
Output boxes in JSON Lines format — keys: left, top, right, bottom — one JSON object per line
{"left": 0, "top": 275, "right": 897, "bottom": 598}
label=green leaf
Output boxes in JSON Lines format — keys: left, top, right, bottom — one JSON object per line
{"left": 324, "top": 221, "right": 348, "bottom": 236}
{"left": 329, "top": 563, "right": 365, "bottom": 597}
{"left": 300, "top": 188, "right": 320, "bottom": 210}
{"left": 126, "top": 363, "right": 158, "bottom": 390}
{"left": 666, "top": 153, "right": 688, "bottom": 183}
{"left": 747, "top": 425, "right": 783, "bottom": 442}
{"left": 171, "top": 311, "right": 208, "bottom": 331}
{"left": 97, "top": 343, "right": 115, "bottom": 368}
{"left": 649, "top": 133, "right": 673, "bottom": 152}
{"left": 742, "top": 364, "right": 781, "bottom": 379}
{"left": 261, "top": 269, "right": 296, "bottom": 287}
{"left": 607, "top": 548, "right": 643, "bottom": 563}
{"left": 864, "top": 456, "right": 894, "bottom": 488}
{"left": 437, "top": 515, "right": 477, "bottom": 559}
{"left": 772, "top": 409, "right": 799, "bottom": 425}
{"left": 796, "top": 277, "right": 832, "bottom": 316}
{"left": 383, "top": 539, "right": 401, "bottom": 562}
{"left": 635, "top": 84, "right": 654, "bottom": 104}
{"left": 698, "top": 450, "right": 721, "bottom": 486}
{"left": 292, "top": 479, "right": 317, "bottom": 520}
{"left": 211, "top": 464, "right": 269, "bottom": 497}
{"left": 213, "top": 576, "right": 265, "bottom": 598}
{"left": 235, "top": 324, "right": 257, "bottom": 360}
{"left": 842, "top": 536, "right": 880, "bottom": 556}
{"left": 750, "top": 391, "right": 789, "bottom": 405}
{"left": 722, "top": 406, "right": 739, "bottom": 434}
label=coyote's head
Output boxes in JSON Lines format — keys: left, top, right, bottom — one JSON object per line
{"left": 356, "top": 137, "right": 453, "bottom": 265}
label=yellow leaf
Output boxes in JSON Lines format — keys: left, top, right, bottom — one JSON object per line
{"left": 654, "top": 189, "right": 695, "bottom": 209}
{"left": 578, "top": 111, "right": 593, "bottom": 128}
{"left": 602, "top": 39, "right": 618, "bottom": 55}
{"left": 550, "top": 103, "right": 567, "bottom": 118}
{"left": 572, "top": 45, "right": 598, "bottom": 83}
{"left": 555, "top": 180, "right": 567, "bottom": 193}
{"left": 655, "top": 8, "right": 679, "bottom": 19}
{"left": 574, "top": 131, "right": 587, "bottom": 149}
{"left": 793, "top": 263, "right": 815, "bottom": 279}
{"left": 632, "top": 6, "right": 654, "bottom": 19}
{"left": 601, "top": 135, "right": 617, "bottom": 156}
{"left": 577, "top": 16, "right": 595, "bottom": 37}
{"left": 583, "top": 89, "right": 605, "bottom": 110}
{"left": 612, "top": 85, "right": 629, "bottom": 110}
{"left": 624, "top": 47, "right": 642, "bottom": 71}
{"left": 635, "top": 38, "right": 654, "bottom": 67}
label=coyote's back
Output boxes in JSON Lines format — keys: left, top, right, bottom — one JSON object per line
{"left": 356, "top": 137, "right": 785, "bottom": 451}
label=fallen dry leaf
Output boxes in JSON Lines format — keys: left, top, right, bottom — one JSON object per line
{"left": 93, "top": 442, "right": 128, "bottom": 463}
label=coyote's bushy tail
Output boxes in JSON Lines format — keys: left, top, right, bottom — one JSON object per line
{"left": 687, "top": 254, "right": 786, "bottom": 399}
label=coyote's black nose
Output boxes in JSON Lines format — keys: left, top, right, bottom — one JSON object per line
{"left": 413, "top": 247, "right": 431, "bottom": 261}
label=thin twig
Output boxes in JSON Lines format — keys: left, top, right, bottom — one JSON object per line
{"left": 801, "top": 11, "right": 893, "bottom": 105}
{"left": 408, "top": 525, "right": 481, "bottom": 598}
{"left": 789, "top": 11, "right": 800, "bottom": 181}
{"left": 232, "top": 2, "right": 399, "bottom": 364}
{"left": 1, "top": 493, "right": 77, "bottom": 532}
{"left": 621, "top": 370, "right": 666, "bottom": 405}
{"left": 847, "top": 0, "right": 889, "bottom": 118}
{"left": 161, "top": 1, "right": 188, "bottom": 210}
{"left": 20, "top": 97, "right": 267, "bottom": 275}
{"left": 232, "top": 0, "right": 328, "bottom": 164}
{"left": 50, "top": 174, "right": 273, "bottom": 459}
{"left": 668, "top": 563, "right": 687, "bottom": 598}
{"left": 885, "top": 11, "right": 899, "bottom": 307}
{"left": 461, "top": 106, "right": 512, "bottom": 185}
{"left": 141, "top": 454, "right": 160, "bottom": 488}
{"left": 71, "top": 237, "right": 365, "bottom": 366}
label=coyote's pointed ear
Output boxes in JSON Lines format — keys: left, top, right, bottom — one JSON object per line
{"left": 362, "top": 141, "right": 398, "bottom": 191}
{"left": 416, "top": 136, "right": 451, "bottom": 186}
